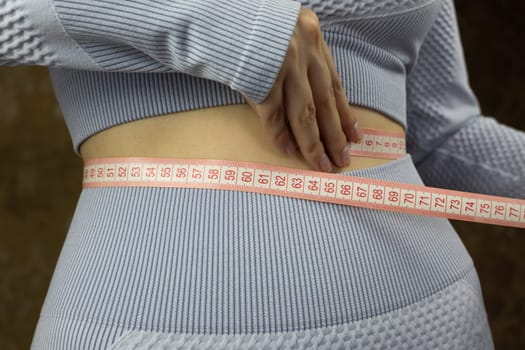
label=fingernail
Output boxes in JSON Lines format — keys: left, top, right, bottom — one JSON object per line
{"left": 286, "top": 142, "right": 296, "bottom": 155}
{"left": 353, "top": 121, "right": 363, "bottom": 142}
{"left": 319, "top": 153, "right": 333, "bottom": 172}
{"left": 341, "top": 143, "right": 352, "bottom": 166}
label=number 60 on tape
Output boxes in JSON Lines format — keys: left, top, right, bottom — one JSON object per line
{"left": 83, "top": 157, "right": 525, "bottom": 229}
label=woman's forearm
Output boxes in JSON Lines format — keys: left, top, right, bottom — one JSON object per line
{"left": 1, "top": 0, "right": 301, "bottom": 104}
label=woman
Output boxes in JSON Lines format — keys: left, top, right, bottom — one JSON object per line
{"left": 1, "top": 0, "right": 523, "bottom": 348}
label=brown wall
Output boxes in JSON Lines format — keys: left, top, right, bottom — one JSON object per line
{"left": 1, "top": 1, "right": 524, "bottom": 349}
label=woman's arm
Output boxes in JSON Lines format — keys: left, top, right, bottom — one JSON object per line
{"left": 0, "top": 0, "right": 301, "bottom": 104}
{"left": 406, "top": 0, "right": 524, "bottom": 199}
{"left": 2, "top": 1, "right": 361, "bottom": 173}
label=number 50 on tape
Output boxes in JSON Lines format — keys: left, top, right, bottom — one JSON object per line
{"left": 83, "top": 157, "right": 525, "bottom": 229}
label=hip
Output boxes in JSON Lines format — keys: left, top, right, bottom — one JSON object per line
{"left": 36, "top": 155, "right": 477, "bottom": 335}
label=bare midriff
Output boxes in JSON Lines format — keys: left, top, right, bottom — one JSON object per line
{"left": 80, "top": 103, "right": 405, "bottom": 173}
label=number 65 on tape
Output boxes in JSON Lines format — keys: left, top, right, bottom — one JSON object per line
{"left": 83, "top": 157, "right": 525, "bottom": 229}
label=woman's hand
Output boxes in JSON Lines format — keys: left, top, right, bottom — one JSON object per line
{"left": 244, "top": 7, "right": 362, "bottom": 173}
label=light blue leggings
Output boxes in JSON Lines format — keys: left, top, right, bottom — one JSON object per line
{"left": 31, "top": 155, "right": 494, "bottom": 349}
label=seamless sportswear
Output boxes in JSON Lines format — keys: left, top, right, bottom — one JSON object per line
{"left": 1, "top": 1, "right": 524, "bottom": 349}
{"left": 0, "top": 0, "right": 525, "bottom": 350}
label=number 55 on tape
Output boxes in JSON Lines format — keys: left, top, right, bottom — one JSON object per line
{"left": 83, "top": 157, "right": 525, "bottom": 229}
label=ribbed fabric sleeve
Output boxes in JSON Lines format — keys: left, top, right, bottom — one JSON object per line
{"left": 3, "top": 0, "right": 302, "bottom": 104}
{"left": 406, "top": 0, "right": 525, "bottom": 199}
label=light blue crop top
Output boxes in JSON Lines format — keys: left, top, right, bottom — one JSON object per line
{"left": 1, "top": 0, "right": 523, "bottom": 199}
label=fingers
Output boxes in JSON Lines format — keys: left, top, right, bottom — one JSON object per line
{"left": 265, "top": 103, "right": 298, "bottom": 156}
{"left": 243, "top": 7, "right": 363, "bottom": 173}
{"left": 308, "top": 57, "right": 351, "bottom": 168}
{"left": 251, "top": 70, "right": 298, "bottom": 157}
{"left": 319, "top": 38, "right": 362, "bottom": 144}
{"left": 284, "top": 66, "right": 334, "bottom": 172}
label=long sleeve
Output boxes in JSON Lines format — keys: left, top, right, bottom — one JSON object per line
{"left": 406, "top": 0, "right": 525, "bottom": 199}
{"left": 0, "top": 0, "right": 301, "bottom": 104}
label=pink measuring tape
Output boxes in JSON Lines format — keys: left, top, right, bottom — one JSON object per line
{"left": 82, "top": 129, "right": 524, "bottom": 229}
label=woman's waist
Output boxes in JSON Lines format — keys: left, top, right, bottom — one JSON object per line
{"left": 79, "top": 103, "right": 406, "bottom": 172}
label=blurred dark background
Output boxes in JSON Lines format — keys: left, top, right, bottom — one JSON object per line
{"left": 1, "top": 1, "right": 524, "bottom": 349}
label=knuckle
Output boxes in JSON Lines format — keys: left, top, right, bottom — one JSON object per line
{"left": 300, "top": 7, "right": 321, "bottom": 27}
{"left": 298, "top": 9, "right": 321, "bottom": 39}
{"left": 296, "top": 102, "right": 316, "bottom": 127}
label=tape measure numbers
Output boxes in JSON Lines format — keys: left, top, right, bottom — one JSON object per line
{"left": 83, "top": 157, "right": 525, "bottom": 229}
{"left": 343, "top": 128, "right": 405, "bottom": 159}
